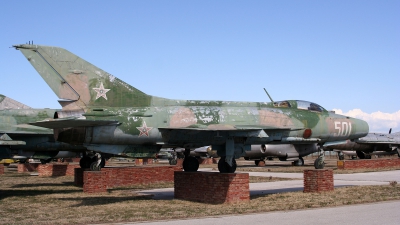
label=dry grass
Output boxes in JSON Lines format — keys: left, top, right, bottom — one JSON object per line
{"left": 1, "top": 171, "right": 400, "bottom": 225}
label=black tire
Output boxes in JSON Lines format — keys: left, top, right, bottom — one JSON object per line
{"left": 365, "top": 155, "right": 372, "bottom": 159}
{"left": 182, "top": 156, "right": 199, "bottom": 172}
{"left": 90, "top": 162, "right": 101, "bottom": 171}
{"left": 254, "top": 160, "right": 260, "bottom": 166}
{"left": 338, "top": 155, "right": 345, "bottom": 160}
{"left": 218, "top": 156, "right": 237, "bottom": 173}
{"left": 356, "top": 151, "right": 366, "bottom": 159}
{"left": 294, "top": 157, "right": 304, "bottom": 166}
{"left": 79, "top": 156, "right": 92, "bottom": 169}
{"left": 169, "top": 158, "right": 177, "bottom": 165}
{"left": 314, "top": 157, "right": 324, "bottom": 169}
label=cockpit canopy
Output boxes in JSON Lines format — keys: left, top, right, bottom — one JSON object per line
{"left": 273, "top": 100, "right": 326, "bottom": 112}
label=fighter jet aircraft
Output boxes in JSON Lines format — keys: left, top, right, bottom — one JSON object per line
{"left": 0, "top": 94, "right": 89, "bottom": 164}
{"left": 13, "top": 44, "right": 369, "bottom": 172}
{"left": 326, "top": 129, "right": 400, "bottom": 159}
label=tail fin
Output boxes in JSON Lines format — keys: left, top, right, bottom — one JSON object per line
{"left": 13, "top": 44, "right": 151, "bottom": 110}
{"left": 0, "top": 94, "right": 31, "bottom": 110}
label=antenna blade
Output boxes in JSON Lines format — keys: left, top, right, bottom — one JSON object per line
{"left": 263, "top": 88, "right": 274, "bottom": 103}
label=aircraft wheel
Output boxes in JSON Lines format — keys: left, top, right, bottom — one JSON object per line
{"left": 40, "top": 159, "right": 47, "bottom": 164}
{"left": 365, "top": 155, "right": 372, "bottom": 159}
{"left": 294, "top": 157, "right": 304, "bottom": 166}
{"left": 338, "top": 155, "right": 344, "bottom": 160}
{"left": 90, "top": 162, "right": 101, "bottom": 171}
{"left": 79, "top": 156, "right": 92, "bottom": 169}
{"left": 356, "top": 151, "right": 366, "bottom": 159}
{"left": 218, "top": 157, "right": 237, "bottom": 173}
{"left": 254, "top": 160, "right": 260, "bottom": 166}
{"left": 396, "top": 148, "right": 400, "bottom": 158}
{"left": 314, "top": 157, "right": 324, "bottom": 169}
{"left": 182, "top": 156, "right": 199, "bottom": 172}
{"left": 169, "top": 158, "right": 177, "bottom": 165}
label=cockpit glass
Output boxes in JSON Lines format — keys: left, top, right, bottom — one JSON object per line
{"left": 273, "top": 101, "right": 291, "bottom": 108}
{"left": 296, "top": 100, "right": 324, "bottom": 112}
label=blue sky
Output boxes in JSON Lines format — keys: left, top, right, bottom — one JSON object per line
{"left": 1, "top": 0, "right": 399, "bottom": 132}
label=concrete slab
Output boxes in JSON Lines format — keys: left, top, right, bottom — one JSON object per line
{"left": 102, "top": 200, "right": 400, "bottom": 225}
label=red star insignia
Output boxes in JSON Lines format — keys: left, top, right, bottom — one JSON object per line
{"left": 93, "top": 82, "right": 111, "bottom": 100}
{"left": 136, "top": 121, "right": 153, "bottom": 137}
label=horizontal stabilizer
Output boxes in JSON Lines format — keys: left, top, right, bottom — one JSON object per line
{"left": 29, "top": 118, "right": 119, "bottom": 129}
{"left": 0, "top": 94, "right": 31, "bottom": 110}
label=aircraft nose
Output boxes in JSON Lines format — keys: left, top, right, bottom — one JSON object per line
{"left": 350, "top": 118, "right": 369, "bottom": 139}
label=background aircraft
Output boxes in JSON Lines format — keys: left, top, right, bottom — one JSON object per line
{"left": 13, "top": 44, "right": 369, "bottom": 172}
{"left": 0, "top": 94, "right": 90, "bottom": 165}
{"left": 325, "top": 129, "right": 400, "bottom": 159}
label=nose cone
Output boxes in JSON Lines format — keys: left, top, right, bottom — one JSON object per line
{"left": 350, "top": 118, "right": 369, "bottom": 139}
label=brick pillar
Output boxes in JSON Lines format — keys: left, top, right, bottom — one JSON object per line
{"left": 0, "top": 164, "right": 4, "bottom": 174}
{"left": 143, "top": 158, "right": 154, "bottom": 165}
{"left": 337, "top": 158, "right": 400, "bottom": 169}
{"left": 38, "top": 163, "right": 79, "bottom": 176}
{"left": 303, "top": 169, "right": 334, "bottom": 193}
{"left": 74, "top": 168, "right": 85, "bottom": 186}
{"left": 337, "top": 160, "right": 344, "bottom": 169}
{"left": 18, "top": 163, "right": 40, "bottom": 172}
{"left": 83, "top": 171, "right": 108, "bottom": 193}
{"left": 174, "top": 171, "right": 250, "bottom": 204}
{"left": 135, "top": 159, "right": 143, "bottom": 165}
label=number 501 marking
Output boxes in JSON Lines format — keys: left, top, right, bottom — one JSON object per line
{"left": 335, "top": 121, "right": 352, "bottom": 136}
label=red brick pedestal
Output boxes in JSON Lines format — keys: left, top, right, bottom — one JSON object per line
{"left": 0, "top": 164, "right": 4, "bottom": 174}
{"left": 74, "top": 168, "right": 88, "bottom": 186}
{"left": 18, "top": 163, "right": 40, "bottom": 172}
{"left": 135, "top": 159, "right": 143, "bottom": 166}
{"left": 82, "top": 166, "right": 181, "bottom": 193}
{"left": 143, "top": 158, "right": 153, "bottom": 164}
{"left": 135, "top": 158, "right": 154, "bottom": 165}
{"left": 174, "top": 171, "right": 250, "bottom": 204}
{"left": 38, "top": 164, "right": 80, "bottom": 177}
{"left": 337, "top": 158, "right": 400, "bottom": 169}
{"left": 303, "top": 169, "right": 334, "bottom": 193}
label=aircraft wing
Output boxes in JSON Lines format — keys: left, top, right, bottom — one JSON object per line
{"left": 0, "top": 134, "right": 26, "bottom": 145}
{"left": 29, "top": 118, "right": 119, "bottom": 129}
{"left": 158, "top": 126, "right": 304, "bottom": 146}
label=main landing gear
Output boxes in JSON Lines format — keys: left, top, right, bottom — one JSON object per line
{"left": 218, "top": 156, "right": 237, "bottom": 173}
{"left": 293, "top": 157, "right": 304, "bottom": 166}
{"left": 79, "top": 153, "right": 105, "bottom": 171}
{"left": 182, "top": 148, "right": 199, "bottom": 172}
{"left": 180, "top": 148, "right": 237, "bottom": 173}
{"left": 314, "top": 146, "right": 325, "bottom": 169}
